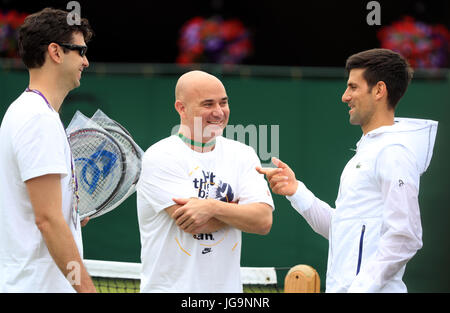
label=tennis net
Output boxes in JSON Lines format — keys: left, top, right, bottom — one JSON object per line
{"left": 84, "top": 259, "right": 285, "bottom": 293}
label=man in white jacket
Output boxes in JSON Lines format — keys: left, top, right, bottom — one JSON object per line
{"left": 257, "top": 48, "right": 438, "bottom": 292}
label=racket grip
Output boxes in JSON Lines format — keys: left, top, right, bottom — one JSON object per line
{"left": 284, "top": 264, "right": 320, "bottom": 293}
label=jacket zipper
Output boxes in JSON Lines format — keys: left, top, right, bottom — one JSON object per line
{"left": 356, "top": 224, "right": 366, "bottom": 275}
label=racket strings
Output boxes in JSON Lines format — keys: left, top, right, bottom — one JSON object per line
{"left": 67, "top": 110, "right": 143, "bottom": 219}
{"left": 89, "top": 125, "right": 141, "bottom": 216}
{"left": 70, "top": 129, "right": 126, "bottom": 218}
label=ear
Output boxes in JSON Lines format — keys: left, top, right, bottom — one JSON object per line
{"left": 47, "top": 43, "right": 64, "bottom": 64}
{"left": 373, "top": 81, "right": 387, "bottom": 101}
{"left": 174, "top": 100, "right": 186, "bottom": 117}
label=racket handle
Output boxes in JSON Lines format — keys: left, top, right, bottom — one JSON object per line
{"left": 284, "top": 264, "right": 320, "bottom": 293}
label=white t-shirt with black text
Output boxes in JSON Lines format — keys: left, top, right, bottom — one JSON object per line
{"left": 137, "top": 135, "right": 274, "bottom": 292}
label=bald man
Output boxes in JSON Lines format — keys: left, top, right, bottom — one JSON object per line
{"left": 136, "top": 70, "right": 274, "bottom": 293}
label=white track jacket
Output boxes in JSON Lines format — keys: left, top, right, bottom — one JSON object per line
{"left": 287, "top": 118, "right": 438, "bottom": 292}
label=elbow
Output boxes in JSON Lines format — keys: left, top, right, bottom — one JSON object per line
{"left": 35, "top": 220, "right": 52, "bottom": 237}
{"left": 35, "top": 212, "right": 59, "bottom": 234}
{"left": 35, "top": 215, "right": 52, "bottom": 234}
{"left": 256, "top": 215, "right": 273, "bottom": 235}
{"left": 256, "top": 205, "right": 273, "bottom": 235}
{"left": 258, "top": 225, "right": 272, "bottom": 236}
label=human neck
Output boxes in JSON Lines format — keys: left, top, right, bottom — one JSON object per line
{"left": 28, "top": 69, "right": 69, "bottom": 112}
{"left": 361, "top": 110, "right": 395, "bottom": 135}
{"left": 178, "top": 132, "right": 216, "bottom": 153}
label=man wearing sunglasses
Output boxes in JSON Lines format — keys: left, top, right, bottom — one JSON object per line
{"left": 0, "top": 8, "right": 96, "bottom": 292}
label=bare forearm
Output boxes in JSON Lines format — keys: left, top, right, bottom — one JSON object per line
{"left": 172, "top": 198, "right": 273, "bottom": 235}
{"left": 37, "top": 216, "right": 96, "bottom": 292}
{"left": 167, "top": 203, "right": 226, "bottom": 234}
{"left": 213, "top": 200, "right": 273, "bottom": 235}
{"left": 189, "top": 217, "right": 227, "bottom": 234}
{"left": 26, "top": 174, "right": 96, "bottom": 292}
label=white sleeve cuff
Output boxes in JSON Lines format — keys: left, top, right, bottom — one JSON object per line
{"left": 286, "top": 180, "right": 315, "bottom": 214}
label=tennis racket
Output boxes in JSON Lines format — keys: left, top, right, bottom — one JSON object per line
{"left": 68, "top": 128, "right": 127, "bottom": 219}
{"left": 87, "top": 127, "right": 142, "bottom": 219}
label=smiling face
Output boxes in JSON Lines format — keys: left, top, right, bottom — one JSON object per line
{"left": 341, "top": 68, "right": 376, "bottom": 130}
{"left": 60, "top": 31, "right": 89, "bottom": 90}
{"left": 175, "top": 71, "right": 230, "bottom": 143}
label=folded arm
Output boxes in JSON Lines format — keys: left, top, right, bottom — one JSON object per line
{"left": 170, "top": 198, "right": 273, "bottom": 235}
{"left": 165, "top": 202, "right": 227, "bottom": 234}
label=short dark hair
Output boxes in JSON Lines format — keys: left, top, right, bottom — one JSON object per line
{"left": 345, "top": 48, "right": 414, "bottom": 109}
{"left": 18, "top": 7, "right": 94, "bottom": 69}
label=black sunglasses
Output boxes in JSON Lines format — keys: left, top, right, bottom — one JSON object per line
{"left": 56, "top": 43, "right": 88, "bottom": 57}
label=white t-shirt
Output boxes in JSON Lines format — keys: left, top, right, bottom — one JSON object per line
{"left": 137, "top": 135, "right": 274, "bottom": 292}
{"left": 0, "top": 91, "right": 82, "bottom": 292}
